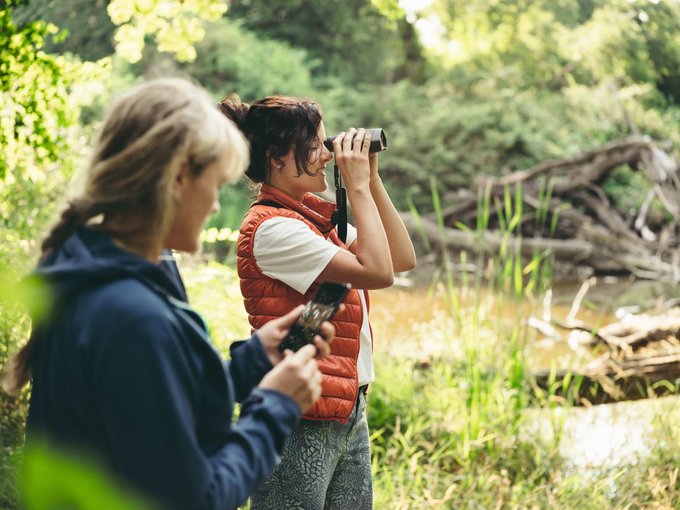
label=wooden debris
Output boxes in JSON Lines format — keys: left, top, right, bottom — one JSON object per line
{"left": 402, "top": 135, "right": 680, "bottom": 281}
{"left": 531, "top": 310, "right": 680, "bottom": 405}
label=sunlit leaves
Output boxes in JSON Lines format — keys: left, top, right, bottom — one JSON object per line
{"left": 0, "top": 2, "right": 109, "bottom": 262}
{"left": 423, "top": 0, "right": 680, "bottom": 106}
{"left": 107, "top": 0, "right": 228, "bottom": 63}
{"left": 0, "top": 14, "right": 70, "bottom": 183}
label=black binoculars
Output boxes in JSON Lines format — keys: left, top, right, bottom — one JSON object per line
{"left": 323, "top": 128, "right": 387, "bottom": 154}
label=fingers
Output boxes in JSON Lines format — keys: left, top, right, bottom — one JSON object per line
{"left": 259, "top": 352, "right": 322, "bottom": 412}
{"left": 317, "top": 320, "right": 335, "bottom": 342}
{"left": 333, "top": 128, "right": 370, "bottom": 155}
{"left": 354, "top": 128, "right": 370, "bottom": 155}
{"left": 274, "top": 304, "right": 305, "bottom": 329}
{"left": 293, "top": 343, "right": 318, "bottom": 362}
{"left": 342, "top": 128, "right": 369, "bottom": 154}
{"left": 291, "top": 345, "right": 320, "bottom": 382}
{"left": 313, "top": 336, "right": 331, "bottom": 358}
{"left": 332, "top": 131, "right": 345, "bottom": 153}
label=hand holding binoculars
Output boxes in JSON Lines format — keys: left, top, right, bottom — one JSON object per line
{"left": 323, "top": 128, "right": 387, "bottom": 154}
{"left": 326, "top": 129, "right": 386, "bottom": 244}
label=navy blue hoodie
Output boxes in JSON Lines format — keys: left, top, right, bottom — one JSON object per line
{"left": 26, "top": 228, "right": 300, "bottom": 509}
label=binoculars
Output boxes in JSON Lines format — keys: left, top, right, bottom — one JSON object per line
{"left": 323, "top": 128, "right": 387, "bottom": 154}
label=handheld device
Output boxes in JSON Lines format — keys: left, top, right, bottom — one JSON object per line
{"left": 277, "top": 282, "right": 351, "bottom": 353}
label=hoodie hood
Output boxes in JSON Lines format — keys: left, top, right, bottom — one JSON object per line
{"left": 33, "top": 228, "right": 187, "bottom": 315}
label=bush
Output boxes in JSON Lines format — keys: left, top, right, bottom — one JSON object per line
{"left": 182, "top": 18, "right": 317, "bottom": 100}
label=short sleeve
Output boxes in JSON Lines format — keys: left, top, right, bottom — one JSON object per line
{"left": 253, "top": 217, "right": 341, "bottom": 295}
{"left": 344, "top": 223, "right": 357, "bottom": 247}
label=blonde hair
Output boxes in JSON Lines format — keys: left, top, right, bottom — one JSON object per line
{"left": 42, "top": 77, "right": 249, "bottom": 258}
{"left": 3, "top": 77, "right": 248, "bottom": 394}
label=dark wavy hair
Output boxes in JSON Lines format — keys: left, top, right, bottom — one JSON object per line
{"left": 218, "top": 94, "right": 323, "bottom": 184}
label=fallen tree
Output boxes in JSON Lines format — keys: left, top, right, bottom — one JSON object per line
{"left": 402, "top": 135, "right": 680, "bottom": 281}
{"left": 529, "top": 276, "right": 680, "bottom": 405}
{"left": 531, "top": 311, "right": 680, "bottom": 405}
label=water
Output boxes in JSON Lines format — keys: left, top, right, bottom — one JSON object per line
{"left": 526, "top": 396, "right": 680, "bottom": 472}
{"left": 369, "top": 276, "right": 680, "bottom": 469}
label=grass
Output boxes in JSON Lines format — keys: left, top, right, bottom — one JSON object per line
{"left": 1, "top": 252, "right": 679, "bottom": 509}
{"left": 2, "top": 186, "right": 680, "bottom": 509}
{"left": 179, "top": 258, "right": 680, "bottom": 510}
{"left": 182, "top": 179, "right": 680, "bottom": 509}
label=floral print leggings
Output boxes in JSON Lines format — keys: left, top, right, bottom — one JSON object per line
{"left": 249, "top": 389, "right": 372, "bottom": 510}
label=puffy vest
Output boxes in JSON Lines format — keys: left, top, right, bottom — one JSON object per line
{"left": 236, "top": 184, "right": 368, "bottom": 423}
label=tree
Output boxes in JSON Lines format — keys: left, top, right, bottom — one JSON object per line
{"left": 12, "top": 0, "right": 116, "bottom": 61}
{"left": 182, "top": 18, "right": 317, "bottom": 99}
{"left": 107, "top": 0, "right": 227, "bottom": 63}
{"left": 226, "top": 0, "right": 428, "bottom": 85}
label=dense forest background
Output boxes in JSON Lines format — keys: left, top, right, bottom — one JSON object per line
{"left": 3, "top": 0, "right": 680, "bottom": 507}
{"left": 7, "top": 0, "right": 680, "bottom": 221}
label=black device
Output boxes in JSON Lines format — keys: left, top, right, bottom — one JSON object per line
{"left": 277, "top": 282, "right": 352, "bottom": 353}
{"left": 323, "top": 128, "right": 387, "bottom": 154}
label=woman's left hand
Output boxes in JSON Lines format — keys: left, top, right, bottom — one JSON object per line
{"left": 256, "top": 305, "right": 336, "bottom": 365}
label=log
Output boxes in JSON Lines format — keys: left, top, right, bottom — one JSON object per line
{"left": 406, "top": 135, "right": 680, "bottom": 281}
{"left": 531, "top": 352, "right": 680, "bottom": 405}
{"left": 530, "top": 301, "right": 680, "bottom": 405}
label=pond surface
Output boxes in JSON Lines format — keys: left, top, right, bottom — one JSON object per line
{"left": 369, "top": 276, "right": 680, "bottom": 469}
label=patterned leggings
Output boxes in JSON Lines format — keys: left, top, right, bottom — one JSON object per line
{"left": 249, "top": 389, "right": 372, "bottom": 510}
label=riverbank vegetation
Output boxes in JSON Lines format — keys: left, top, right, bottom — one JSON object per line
{"left": 3, "top": 0, "right": 680, "bottom": 507}
{"left": 180, "top": 260, "right": 680, "bottom": 509}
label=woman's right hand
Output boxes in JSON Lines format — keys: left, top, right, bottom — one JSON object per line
{"left": 332, "top": 127, "right": 372, "bottom": 192}
{"left": 258, "top": 344, "right": 322, "bottom": 412}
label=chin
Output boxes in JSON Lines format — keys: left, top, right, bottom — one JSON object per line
{"left": 165, "top": 239, "right": 200, "bottom": 254}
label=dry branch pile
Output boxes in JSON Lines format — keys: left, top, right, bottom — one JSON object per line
{"left": 532, "top": 308, "right": 680, "bottom": 405}
{"left": 402, "top": 135, "right": 680, "bottom": 281}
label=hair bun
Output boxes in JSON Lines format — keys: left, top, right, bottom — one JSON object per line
{"left": 218, "top": 94, "right": 250, "bottom": 130}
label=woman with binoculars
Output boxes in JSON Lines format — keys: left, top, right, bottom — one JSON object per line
{"left": 219, "top": 94, "right": 416, "bottom": 510}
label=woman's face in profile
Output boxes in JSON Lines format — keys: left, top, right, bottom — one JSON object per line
{"left": 270, "top": 122, "right": 333, "bottom": 200}
{"left": 163, "top": 148, "right": 231, "bottom": 253}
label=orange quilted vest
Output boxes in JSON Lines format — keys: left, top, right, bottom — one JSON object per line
{"left": 236, "top": 184, "right": 367, "bottom": 423}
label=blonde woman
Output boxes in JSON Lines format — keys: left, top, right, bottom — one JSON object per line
{"left": 3, "top": 78, "right": 335, "bottom": 510}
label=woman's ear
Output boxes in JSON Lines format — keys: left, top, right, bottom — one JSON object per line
{"left": 173, "top": 159, "right": 191, "bottom": 200}
{"left": 265, "top": 148, "right": 285, "bottom": 171}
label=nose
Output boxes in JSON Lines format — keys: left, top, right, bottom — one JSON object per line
{"left": 210, "top": 198, "right": 220, "bottom": 216}
{"left": 321, "top": 144, "right": 333, "bottom": 162}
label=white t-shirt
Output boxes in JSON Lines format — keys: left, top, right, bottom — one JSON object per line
{"left": 253, "top": 217, "right": 375, "bottom": 386}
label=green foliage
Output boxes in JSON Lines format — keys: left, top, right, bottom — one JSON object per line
{"left": 12, "top": 0, "right": 116, "bottom": 61}
{"left": 319, "top": 79, "right": 669, "bottom": 213}
{"left": 107, "top": 0, "right": 227, "bottom": 63}
{"left": 226, "top": 0, "right": 428, "bottom": 86}
{"left": 21, "top": 442, "right": 152, "bottom": 510}
{"left": 1, "top": 4, "right": 75, "bottom": 182}
{"left": 625, "top": 0, "right": 680, "bottom": 105}
{"left": 182, "top": 18, "right": 317, "bottom": 99}
{"left": 426, "top": 0, "right": 680, "bottom": 105}
{"left": 0, "top": 0, "right": 105, "bottom": 373}
{"left": 601, "top": 164, "right": 669, "bottom": 228}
